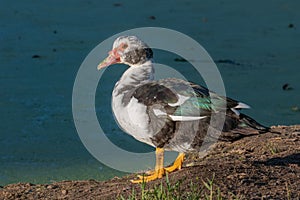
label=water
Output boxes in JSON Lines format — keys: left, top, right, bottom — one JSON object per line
{"left": 0, "top": 0, "right": 299, "bottom": 185}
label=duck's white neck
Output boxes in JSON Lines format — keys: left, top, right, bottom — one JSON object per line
{"left": 114, "top": 60, "right": 154, "bottom": 95}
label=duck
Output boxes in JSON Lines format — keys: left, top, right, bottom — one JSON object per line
{"left": 97, "top": 35, "right": 269, "bottom": 183}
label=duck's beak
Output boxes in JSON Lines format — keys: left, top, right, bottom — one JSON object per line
{"left": 97, "top": 52, "right": 120, "bottom": 70}
{"left": 97, "top": 44, "right": 125, "bottom": 70}
{"left": 97, "top": 49, "right": 121, "bottom": 70}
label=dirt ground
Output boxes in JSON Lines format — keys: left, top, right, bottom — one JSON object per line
{"left": 0, "top": 125, "right": 299, "bottom": 200}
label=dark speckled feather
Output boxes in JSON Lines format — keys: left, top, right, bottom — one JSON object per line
{"left": 133, "top": 82, "right": 178, "bottom": 106}
{"left": 128, "top": 77, "right": 269, "bottom": 151}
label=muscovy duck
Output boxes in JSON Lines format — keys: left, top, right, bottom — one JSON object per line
{"left": 97, "top": 36, "right": 269, "bottom": 183}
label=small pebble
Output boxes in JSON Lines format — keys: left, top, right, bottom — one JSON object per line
{"left": 47, "top": 185, "right": 58, "bottom": 189}
{"left": 61, "top": 189, "right": 68, "bottom": 195}
{"left": 291, "top": 132, "right": 300, "bottom": 136}
{"left": 25, "top": 183, "right": 34, "bottom": 187}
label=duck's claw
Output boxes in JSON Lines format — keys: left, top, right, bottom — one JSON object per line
{"left": 164, "top": 153, "right": 184, "bottom": 173}
{"left": 131, "top": 168, "right": 165, "bottom": 183}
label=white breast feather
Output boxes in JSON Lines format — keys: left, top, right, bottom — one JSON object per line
{"left": 126, "top": 97, "right": 149, "bottom": 130}
{"left": 112, "top": 95, "right": 154, "bottom": 146}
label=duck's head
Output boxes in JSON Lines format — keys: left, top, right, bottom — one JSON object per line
{"left": 97, "top": 36, "right": 153, "bottom": 70}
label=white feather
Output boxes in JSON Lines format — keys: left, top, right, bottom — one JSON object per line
{"left": 127, "top": 97, "right": 149, "bottom": 130}
{"left": 168, "top": 94, "right": 190, "bottom": 106}
{"left": 112, "top": 94, "right": 154, "bottom": 146}
{"left": 234, "top": 102, "right": 250, "bottom": 109}
{"left": 153, "top": 109, "right": 166, "bottom": 116}
{"left": 169, "top": 115, "right": 207, "bottom": 121}
{"left": 231, "top": 102, "right": 250, "bottom": 116}
{"left": 168, "top": 142, "right": 191, "bottom": 152}
{"left": 153, "top": 109, "right": 206, "bottom": 121}
{"left": 231, "top": 108, "right": 240, "bottom": 115}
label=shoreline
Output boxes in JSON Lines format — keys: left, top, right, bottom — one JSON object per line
{"left": 1, "top": 125, "right": 299, "bottom": 199}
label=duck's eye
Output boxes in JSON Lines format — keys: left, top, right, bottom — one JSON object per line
{"left": 121, "top": 43, "right": 128, "bottom": 49}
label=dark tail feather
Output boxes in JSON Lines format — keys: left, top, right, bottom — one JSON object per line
{"left": 220, "top": 113, "right": 279, "bottom": 142}
{"left": 239, "top": 113, "right": 270, "bottom": 133}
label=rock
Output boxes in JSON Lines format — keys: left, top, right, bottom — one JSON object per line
{"left": 46, "top": 185, "right": 58, "bottom": 189}
{"left": 61, "top": 189, "right": 68, "bottom": 195}
{"left": 25, "top": 183, "right": 33, "bottom": 187}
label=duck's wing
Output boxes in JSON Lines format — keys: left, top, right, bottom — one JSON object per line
{"left": 132, "top": 78, "right": 249, "bottom": 121}
{"left": 131, "top": 78, "right": 269, "bottom": 149}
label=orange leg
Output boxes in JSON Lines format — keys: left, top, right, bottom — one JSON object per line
{"left": 131, "top": 150, "right": 185, "bottom": 183}
{"left": 131, "top": 148, "right": 165, "bottom": 183}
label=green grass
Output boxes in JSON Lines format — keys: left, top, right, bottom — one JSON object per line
{"left": 118, "top": 174, "right": 242, "bottom": 200}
